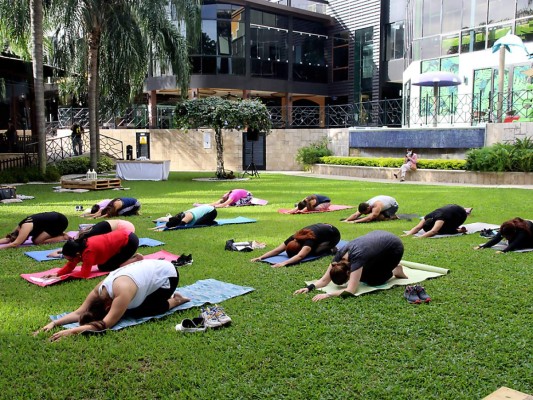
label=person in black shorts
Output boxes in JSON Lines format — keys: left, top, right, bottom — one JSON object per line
{"left": 294, "top": 230, "right": 407, "bottom": 301}
{"left": 403, "top": 204, "right": 471, "bottom": 238}
{"left": 251, "top": 223, "right": 341, "bottom": 267}
{"left": 0, "top": 212, "right": 69, "bottom": 249}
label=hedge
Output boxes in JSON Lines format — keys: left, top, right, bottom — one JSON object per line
{"left": 319, "top": 156, "right": 467, "bottom": 170}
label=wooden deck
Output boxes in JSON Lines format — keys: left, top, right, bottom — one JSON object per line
{"left": 61, "top": 178, "right": 122, "bottom": 190}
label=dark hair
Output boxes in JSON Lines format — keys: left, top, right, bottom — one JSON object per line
{"left": 297, "top": 200, "right": 307, "bottom": 211}
{"left": 79, "top": 297, "right": 107, "bottom": 326}
{"left": 422, "top": 218, "right": 435, "bottom": 232}
{"left": 358, "top": 202, "right": 371, "bottom": 214}
{"left": 166, "top": 212, "right": 186, "bottom": 228}
{"left": 5, "top": 230, "right": 19, "bottom": 242}
{"left": 101, "top": 198, "right": 120, "bottom": 217}
{"left": 500, "top": 217, "right": 532, "bottom": 240}
{"left": 62, "top": 238, "right": 87, "bottom": 258}
{"left": 330, "top": 260, "right": 351, "bottom": 285}
{"left": 286, "top": 228, "right": 316, "bottom": 257}
{"left": 90, "top": 204, "right": 101, "bottom": 214}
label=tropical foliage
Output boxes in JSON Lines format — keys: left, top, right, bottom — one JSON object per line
{"left": 466, "top": 138, "right": 533, "bottom": 172}
{"left": 296, "top": 137, "right": 333, "bottom": 169}
{"left": 175, "top": 97, "right": 272, "bottom": 178}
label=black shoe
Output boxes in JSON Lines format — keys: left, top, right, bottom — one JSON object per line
{"left": 393, "top": 173, "right": 398, "bottom": 179}
{"left": 172, "top": 254, "right": 193, "bottom": 267}
{"left": 225, "top": 239, "right": 237, "bottom": 251}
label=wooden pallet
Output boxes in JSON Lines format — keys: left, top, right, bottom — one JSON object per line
{"left": 61, "top": 178, "right": 122, "bottom": 190}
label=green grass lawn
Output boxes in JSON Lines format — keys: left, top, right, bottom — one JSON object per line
{"left": 0, "top": 172, "right": 531, "bottom": 399}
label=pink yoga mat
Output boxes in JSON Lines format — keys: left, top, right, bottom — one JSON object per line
{"left": 278, "top": 204, "right": 354, "bottom": 214}
{"left": 0, "top": 231, "right": 77, "bottom": 249}
{"left": 21, "top": 250, "right": 180, "bottom": 286}
{"left": 20, "top": 266, "right": 108, "bottom": 287}
{"left": 193, "top": 197, "right": 268, "bottom": 207}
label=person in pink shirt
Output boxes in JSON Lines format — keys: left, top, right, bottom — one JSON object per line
{"left": 46, "top": 230, "right": 141, "bottom": 279}
{"left": 210, "top": 189, "right": 252, "bottom": 207}
{"left": 394, "top": 148, "right": 418, "bottom": 182}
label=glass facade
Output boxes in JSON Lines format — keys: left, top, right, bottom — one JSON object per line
{"left": 333, "top": 32, "right": 349, "bottom": 81}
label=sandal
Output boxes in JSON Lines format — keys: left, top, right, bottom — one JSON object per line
{"left": 175, "top": 317, "right": 206, "bottom": 333}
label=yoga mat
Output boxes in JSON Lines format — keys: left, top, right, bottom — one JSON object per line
{"left": 485, "top": 243, "right": 533, "bottom": 253}
{"left": 193, "top": 197, "right": 268, "bottom": 207}
{"left": 51, "top": 278, "right": 255, "bottom": 331}
{"left": 21, "top": 250, "right": 180, "bottom": 286}
{"left": 260, "top": 240, "right": 349, "bottom": 266}
{"left": 278, "top": 204, "right": 354, "bottom": 214}
{"left": 407, "top": 222, "right": 500, "bottom": 238}
{"left": 21, "top": 266, "right": 108, "bottom": 287}
{"left": 25, "top": 238, "right": 165, "bottom": 262}
{"left": 0, "top": 231, "right": 78, "bottom": 249}
{"left": 153, "top": 216, "right": 256, "bottom": 231}
{"left": 306, "top": 260, "right": 449, "bottom": 297}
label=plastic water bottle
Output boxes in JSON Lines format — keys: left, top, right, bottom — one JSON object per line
{"left": 91, "top": 169, "right": 97, "bottom": 179}
{"left": 86, "top": 169, "right": 91, "bottom": 180}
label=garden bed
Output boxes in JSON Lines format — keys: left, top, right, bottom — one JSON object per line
{"left": 310, "top": 164, "right": 533, "bottom": 186}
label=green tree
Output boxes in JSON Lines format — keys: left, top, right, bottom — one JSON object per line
{"left": 0, "top": 0, "right": 47, "bottom": 174}
{"left": 175, "top": 97, "right": 272, "bottom": 178}
{"left": 50, "top": 0, "right": 201, "bottom": 169}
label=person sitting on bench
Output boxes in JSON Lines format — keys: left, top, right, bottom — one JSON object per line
{"left": 343, "top": 195, "right": 399, "bottom": 223}
{"left": 403, "top": 204, "right": 471, "bottom": 238}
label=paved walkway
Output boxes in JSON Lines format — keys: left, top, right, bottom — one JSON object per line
{"left": 264, "top": 171, "right": 533, "bottom": 190}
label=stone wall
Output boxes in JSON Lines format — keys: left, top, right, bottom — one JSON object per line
{"left": 310, "top": 164, "right": 533, "bottom": 185}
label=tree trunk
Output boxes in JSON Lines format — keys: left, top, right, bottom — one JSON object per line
{"left": 30, "top": 0, "right": 46, "bottom": 174}
{"left": 214, "top": 127, "right": 225, "bottom": 178}
{"left": 87, "top": 29, "right": 101, "bottom": 170}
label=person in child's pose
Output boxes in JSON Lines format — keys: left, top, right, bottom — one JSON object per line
{"left": 403, "top": 204, "right": 471, "bottom": 238}
{"left": 475, "top": 217, "right": 533, "bottom": 253}
{"left": 34, "top": 259, "right": 190, "bottom": 341}
{"left": 288, "top": 194, "right": 331, "bottom": 214}
{"left": 0, "top": 212, "right": 70, "bottom": 249}
{"left": 210, "top": 189, "right": 253, "bottom": 207}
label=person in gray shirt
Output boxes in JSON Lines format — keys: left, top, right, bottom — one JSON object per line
{"left": 294, "top": 231, "right": 408, "bottom": 301}
{"left": 342, "top": 195, "right": 399, "bottom": 223}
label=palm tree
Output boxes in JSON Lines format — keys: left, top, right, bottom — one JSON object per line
{"left": 0, "top": 0, "right": 47, "bottom": 174}
{"left": 50, "top": 0, "right": 201, "bottom": 169}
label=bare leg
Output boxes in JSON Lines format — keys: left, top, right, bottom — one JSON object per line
{"left": 392, "top": 264, "right": 408, "bottom": 279}
{"left": 168, "top": 292, "right": 191, "bottom": 309}
{"left": 35, "top": 233, "right": 71, "bottom": 245}
{"left": 120, "top": 253, "right": 144, "bottom": 267}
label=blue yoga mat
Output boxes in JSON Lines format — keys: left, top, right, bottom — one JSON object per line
{"left": 156, "top": 216, "right": 257, "bottom": 231}
{"left": 260, "top": 239, "right": 348, "bottom": 265}
{"left": 51, "top": 279, "right": 254, "bottom": 331}
{"left": 25, "top": 238, "right": 166, "bottom": 261}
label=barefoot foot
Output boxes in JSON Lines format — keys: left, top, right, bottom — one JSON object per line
{"left": 169, "top": 292, "right": 191, "bottom": 308}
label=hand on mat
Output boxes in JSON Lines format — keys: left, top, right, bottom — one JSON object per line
{"left": 47, "top": 250, "right": 62, "bottom": 258}
{"left": 312, "top": 293, "right": 332, "bottom": 302}
{"left": 495, "top": 251, "right": 504, "bottom": 254}
{"left": 473, "top": 245, "right": 482, "bottom": 250}
{"left": 41, "top": 273, "right": 59, "bottom": 279}
{"left": 272, "top": 263, "right": 286, "bottom": 268}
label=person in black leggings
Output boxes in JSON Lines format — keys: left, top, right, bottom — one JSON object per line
{"left": 0, "top": 212, "right": 69, "bottom": 249}
{"left": 476, "top": 217, "right": 533, "bottom": 253}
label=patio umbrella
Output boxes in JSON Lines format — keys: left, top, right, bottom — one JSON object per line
{"left": 491, "top": 33, "right": 529, "bottom": 121}
{"left": 412, "top": 71, "right": 462, "bottom": 126}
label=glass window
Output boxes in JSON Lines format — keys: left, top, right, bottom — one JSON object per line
{"left": 517, "top": 0, "right": 533, "bottom": 17}
{"left": 202, "top": 20, "right": 217, "bottom": 55}
{"left": 442, "top": 0, "right": 462, "bottom": 32}
{"left": 461, "top": 27, "right": 486, "bottom": 52}
{"left": 441, "top": 32, "right": 459, "bottom": 55}
{"left": 293, "top": 18, "right": 328, "bottom": 82}
{"left": 333, "top": 32, "right": 349, "bottom": 82}
{"left": 250, "top": 9, "right": 288, "bottom": 29}
{"left": 462, "top": 0, "right": 488, "bottom": 29}
{"left": 488, "top": 0, "right": 515, "bottom": 24}
{"left": 385, "top": 21, "right": 405, "bottom": 60}
{"left": 420, "top": 35, "right": 440, "bottom": 59}
{"left": 422, "top": 0, "right": 441, "bottom": 36}
{"left": 202, "top": 4, "right": 218, "bottom": 20}
{"left": 516, "top": 17, "right": 533, "bottom": 42}
{"left": 487, "top": 24, "right": 511, "bottom": 48}
{"left": 388, "top": 0, "right": 407, "bottom": 23}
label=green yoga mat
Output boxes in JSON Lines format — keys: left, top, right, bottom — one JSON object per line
{"left": 306, "top": 260, "right": 449, "bottom": 297}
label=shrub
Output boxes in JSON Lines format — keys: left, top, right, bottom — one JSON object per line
{"left": 54, "top": 155, "right": 116, "bottom": 175}
{"left": 466, "top": 139, "right": 533, "bottom": 172}
{"left": 0, "top": 164, "right": 61, "bottom": 184}
{"left": 319, "top": 156, "right": 466, "bottom": 170}
{"left": 296, "top": 138, "right": 333, "bottom": 169}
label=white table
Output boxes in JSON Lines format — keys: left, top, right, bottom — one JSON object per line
{"left": 115, "top": 160, "right": 170, "bottom": 181}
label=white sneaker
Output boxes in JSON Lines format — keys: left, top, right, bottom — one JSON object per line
{"left": 201, "top": 307, "right": 223, "bottom": 328}
{"left": 211, "top": 305, "right": 232, "bottom": 325}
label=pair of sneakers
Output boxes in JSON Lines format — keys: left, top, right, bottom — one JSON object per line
{"left": 171, "top": 254, "right": 193, "bottom": 267}
{"left": 404, "top": 285, "right": 431, "bottom": 304}
{"left": 175, "top": 304, "right": 232, "bottom": 333}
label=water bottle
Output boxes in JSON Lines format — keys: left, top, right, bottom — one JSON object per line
{"left": 86, "top": 169, "right": 91, "bottom": 180}
{"left": 92, "top": 169, "right": 98, "bottom": 180}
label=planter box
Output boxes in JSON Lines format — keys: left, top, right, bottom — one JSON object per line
{"left": 310, "top": 164, "right": 533, "bottom": 186}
